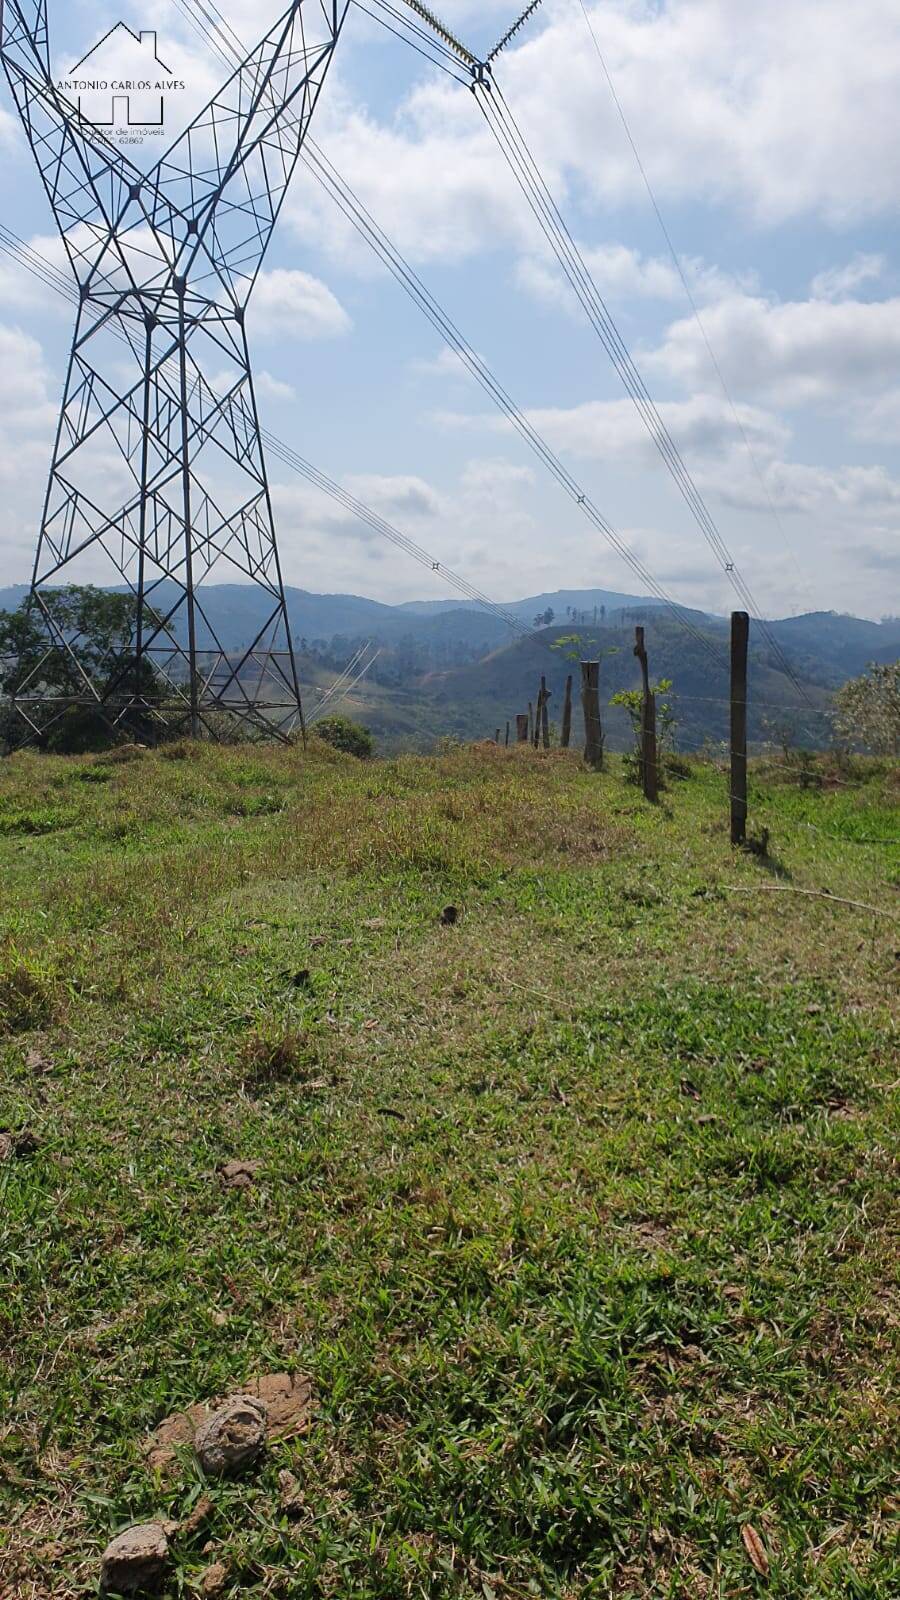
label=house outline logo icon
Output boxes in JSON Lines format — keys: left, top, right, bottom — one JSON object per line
{"left": 58, "top": 22, "right": 186, "bottom": 145}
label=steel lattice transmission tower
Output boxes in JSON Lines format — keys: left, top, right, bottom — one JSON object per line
{"left": 0, "top": 1, "right": 348, "bottom": 742}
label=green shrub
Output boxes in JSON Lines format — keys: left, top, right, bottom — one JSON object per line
{"left": 314, "top": 716, "right": 374, "bottom": 759}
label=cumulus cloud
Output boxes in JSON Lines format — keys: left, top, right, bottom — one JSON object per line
{"left": 644, "top": 292, "right": 900, "bottom": 407}
{"left": 811, "top": 254, "right": 886, "bottom": 302}
{"left": 440, "top": 393, "right": 789, "bottom": 468}
{"left": 273, "top": 0, "right": 900, "bottom": 279}
{"left": 249, "top": 268, "right": 351, "bottom": 340}
{"left": 256, "top": 370, "right": 297, "bottom": 403}
{"left": 343, "top": 474, "right": 443, "bottom": 519}
{"left": 0, "top": 323, "right": 61, "bottom": 566}
{"left": 515, "top": 245, "right": 754, "bottom": 313}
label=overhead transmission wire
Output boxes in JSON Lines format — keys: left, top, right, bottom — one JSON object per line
{"left": 0, "top": 207, "right": 873, "bottom": 741}
{"left": 310, "top": 642, "right": 383, "bottom": 722}
{"left": 571, "top": 0, "right": 815, "bottom": 618}
{"left": 352, "top": 0, "right": 471, "bottom": 80}
{"left": 393, "top": 0, "right": 814, "bottom": 702}
{"left": 171, "top": 0, "right": 730, "bottom": 668}
{"left": 0, "top": 225, "right": 526, "bottom": 636}
{"left": 471, "top": 79, "right": 813, "bottom": 703}
{"left": 399, "top": 3, "right": 803, "bottom": 647}
{"left": 309, "top": 638, "right": 369, "bottom": 717}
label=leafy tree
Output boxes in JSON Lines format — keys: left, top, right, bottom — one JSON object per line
{"left": 832, "top": 661, "right": 900, "bottom": 756}
{"left": 610, "top": 677, "right": 678, "bottom": 784}
{"left": 314, "top": 715, "right": 374, "bottom": 759}
{"left": 0, "top": 586, "right": 161, "bottom": 752}
{"left": 550, "top": 632, "right": 619, "bottom": 666}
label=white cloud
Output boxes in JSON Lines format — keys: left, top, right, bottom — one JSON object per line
{"left": 0, "top": 323, "right": 60, "bottom": 566}
{"left": 343, "top": 474, "right": 443, "bottom": 519}
{"left": 506, "top": 0, "right": 900, "bottom": 228}
{"left": 411, "top": 347, "right": 480, "bottom": 382}
{"left": 852, "top": 388, "right": 900, "bottom": 444}
{"left": 515, "top": 245, "right": 754, "bottom": 313}
{"left": 811, "top": 254, "right": 886, "bottom": 302}
{"left": 444, "top": 393, "right": 789, "bottom": 466}
{"left": 0, "top": 323, "right": 56, "bottom": 427}
{"left": 704, "top": 456, "right": 900, "bottom": 518}
{"left": 248, "top": 268, "right": 351, "bottom": 340}
{"left": 256, "top": 370, "right": 297, "bottom": 403}
{"left": 278, "top": 0, "right": 900, "bottom": 281}
{"left": 645, "top": 291, "right": 900, "bottom": 407}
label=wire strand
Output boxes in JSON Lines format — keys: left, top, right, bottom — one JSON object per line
{"left": 174, "top": 0, "right": 731, "bottom": 668}
{"left": 571, "top": 0, "right": 815, "bottom": 617}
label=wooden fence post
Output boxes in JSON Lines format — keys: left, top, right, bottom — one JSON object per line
{"left": 505, "top": 721, "right": 510, "bottom": 747}
{"left": 633, "top": 626, "right": 658, "bottom": 802}
{"left": 516, "top": 713, "right": 529, "bottom": 743}
{"left": 580, "top": 661, "right": 603, "bottom": 769}
{"left": 528, "top": 701, "right": 534, "bottom": 744}
{"left": 731, "top": 611, "right": 749, "bottom": 844}
{"left": 495, "top": 728, "right": 500, "bottom": 744}
{"left": 561, "top": 674, "right": 573, "bottom": 749}
{"left": 532, "top": 686, "right": 540, "bottom": 748}
{"left": 540, "top": 675, "right": 550, "bottom": 748}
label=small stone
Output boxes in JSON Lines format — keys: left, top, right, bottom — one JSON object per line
{"left": 100, "top": 1522, "right": 169, "bottom": 1594}
{"left": 198, "top": 1561, "right": 227, "bottom": 1597}
{"left": 193, "top": 1395, "right": 267, "bottom": 1476}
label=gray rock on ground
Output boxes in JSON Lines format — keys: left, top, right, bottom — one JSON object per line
{"left": 100, "top": 1522, "right": 169, "bottom": 1594}
{"left": 193, "top": 1394, "right": 268, "bottom": 1475}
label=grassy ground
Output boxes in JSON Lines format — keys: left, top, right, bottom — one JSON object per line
{"left": 0, "top": 740, "right": 897, "bottom": 1599}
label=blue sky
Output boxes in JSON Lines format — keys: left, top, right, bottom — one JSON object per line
{"left": 1, "top": 0, "right": 899, "bottom": 619}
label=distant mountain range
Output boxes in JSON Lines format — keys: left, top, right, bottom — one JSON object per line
{"left": 0, "top": 582, "right": 659, "bottom": 650}
{"left": 2, "top": 582, "right": 897, "bottom": 751}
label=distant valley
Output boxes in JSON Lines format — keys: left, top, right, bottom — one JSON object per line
{"left": 2, "top": 582, "right": 897, "bottom": 752}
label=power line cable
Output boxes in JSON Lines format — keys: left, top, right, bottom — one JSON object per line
{"left": 300, "top": 134, "right": 725, "bottom": 663}
{"left": 354, "top": 0, "right": 471, "bottom": 80}
{"left": 0, "top": 225, "right": 527, "bottom": 635}
{"left": 361, "top": 0, "right": 815, "bottom": 700}
{"left": 571, "top": 0, "right": 815, "bottom": 616}
{"left": 172, "top": 0, "right": 730, "bottom": 666}
{"left": 474, "top": 78, "right": 813, "bottom": 702}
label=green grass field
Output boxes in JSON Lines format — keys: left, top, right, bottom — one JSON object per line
{"left": 1, "top": 740, "right": 897, "bottom": 1598}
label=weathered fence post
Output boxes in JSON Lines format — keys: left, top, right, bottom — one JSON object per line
{"left": 540, "top": 675, "right": 550, "bottom": 749}
{"left": 633, "top": 626, "right": 658, "bottom": 802}
{"left": 505, "top": 721, "right": 510, "bottom": 747}
{"left": 561, "top": 674, "right": 573, "bottom": 749}
{"left": 580, "top": 660, "right": 603, "bottom": 769}
{"left": 528, "top": 701, "right": 534, "bottom": 744}
{"left": 516, "top": 713, "right": 529, "bottom": 743}
{"left": 731, "top": 611, "right": 749, "bottom": 844}
{"left": 495, "top": 727, "right": 501, "bottom": 744}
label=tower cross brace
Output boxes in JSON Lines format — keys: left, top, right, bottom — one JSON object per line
{"left": 0, "top": 0, "right": 348, "bottom": 742}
